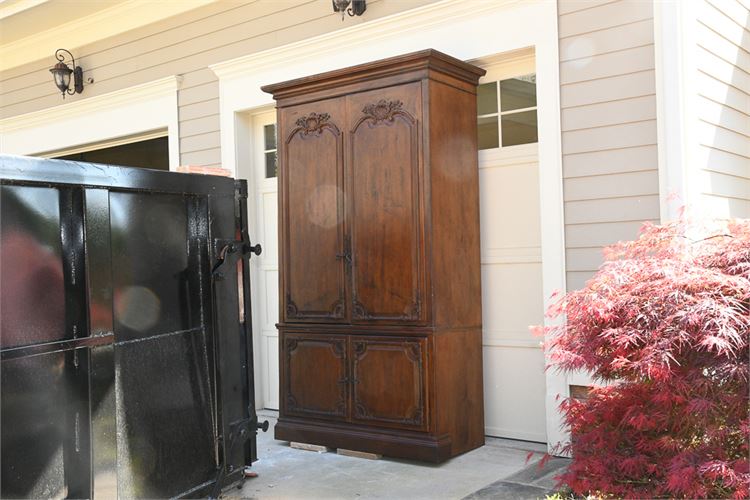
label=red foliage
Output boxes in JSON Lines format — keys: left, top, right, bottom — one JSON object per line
{"left": 541, "top": 218, "right": 750, "bottom": 499}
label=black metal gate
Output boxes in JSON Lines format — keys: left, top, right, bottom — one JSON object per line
{"left": 0, "top": 155, "right": 263, "bottom": 498}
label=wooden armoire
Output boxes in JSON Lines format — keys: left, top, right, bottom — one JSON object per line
{"left": 262, "top": 50, "right": 485, "bottom": 463}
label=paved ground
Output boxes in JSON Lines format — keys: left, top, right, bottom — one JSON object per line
{"left": 231, "top": 411, "right": 568, "bottom": 500}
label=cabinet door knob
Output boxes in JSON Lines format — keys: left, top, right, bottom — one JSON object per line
{"left": 335, "top": 252, "right": 352, "bottom": 264}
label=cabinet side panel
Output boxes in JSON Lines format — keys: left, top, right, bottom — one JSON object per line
{"left": 428, "top": 81, "right": 482, "bottom": 329}
{"left": 434, "top": 329, "right": 484, "bottom": 455}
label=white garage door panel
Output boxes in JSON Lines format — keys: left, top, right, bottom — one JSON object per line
{"left": 262, "top": 191, "right": 278, "bottom": 262}
{"left": 262, "top": 334, "right": 279, "bottom": 410}
{"left": 483, "top": 346, "right": 547, "bottom": 442}
{"left": 479, "top": 164, "right": 541, "bottom": 250}
{"left": 263, "top": 269, "right": 279, "bottom": 331}
{"left": 481, "top": 263, "right": 544, "bottom": 338}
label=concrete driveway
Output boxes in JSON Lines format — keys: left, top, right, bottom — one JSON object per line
{"left": 234, "top": 411, "right": 568, "bottom": 500}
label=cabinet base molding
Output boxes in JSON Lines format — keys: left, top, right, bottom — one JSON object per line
{"left": 336, "top": 448, "right": 382, "bottom": 460}
{"left": 275, "top": 418, "right": 452, "bottom": 463}
{"left": 290, "top": 442, "right": 332, "bottom": 453}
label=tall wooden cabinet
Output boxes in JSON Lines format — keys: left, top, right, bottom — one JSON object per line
{"left": 262, "top": 50, "right": 486, "bottom": 463}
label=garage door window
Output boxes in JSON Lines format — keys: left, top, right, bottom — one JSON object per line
{"left": 477, "top": 74, "right": 537, "bottom": 150}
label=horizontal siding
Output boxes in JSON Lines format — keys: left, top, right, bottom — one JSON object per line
{"left": 694, "top": 0, "right": 750, "bottom": 218}
{"left": 557, "top": 0, "right": 616, "bottom": 16}
{"left": 566, "top": 247, "right": 606, "bottom": 272}
{"left": 560, "top": 70, "right": 655, "bottom": 107}
{"left": 699, "top": 145, "right": 750, "bottom": 179}
{"left": 558, "top": 0, "right": 659, "bottom": 289}
{"left": 696, "top": 71, "right": 750, "bottom": 115}
{"left": 559, "top": 18, "right": 653, "bottom": 62}
{"left": 178, "top": 68, "right": 220, "bottom": 167}
{"left": 702, "top": 193, "right": 750, "bottom": 217}
{"left": 696, "top": 45, "right": 750, "bottom": 95}
{"left": 563, "top": 170, "right": 659, "bottom": 201}
{"left": 559, "top": 45, "right": 655, "bottom": 84}
{"left": 180, "top": 114, "right": 220, "bottom": 138}
{"left": 179, "top": 99, "right": 219, "bottom": 123}
{"left": 565, "top": 219, "right": 651, "bottom": 247}
{"left": 558, "top": 0, "right": 652, "bottom": 37}
{"left": 0, "top": 0, "right": 434, "bottom": 168}
{"left": 180, "top": 148, "right": 222, "bottom": 166}
{"left": 180, "top": 131, "right": 221, "bottom": 154}
{"left": 697, "top": 121, "right": 750, "bottom": 158}
{"left": 562, "top": 120, "right": 657, "bottom": 154}
{"left": 563, "top": 144, "right": 658, "bottom": 178}
{"left": 561, "top": 95, "right": 656, "bottom": 130}
{"left": 696, "top": 21, "right": 750, "bottom": 74}
{"left": 565, "top": 195, "right": 660, "bottom": 225}
{"left": 566, "top": 271, "right": 595, "bottom": 291}
{"left": 700, "top": 170, "right": 750, "bottom": 201}
{"left": 697, "top": 95, "right": 750, "bottom": 137}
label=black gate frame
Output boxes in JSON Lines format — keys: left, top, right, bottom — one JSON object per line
{"left": 0, "top": 155, "right": 261, "bottom": 498}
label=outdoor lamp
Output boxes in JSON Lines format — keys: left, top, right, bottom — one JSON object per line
{"left": 332, "top": 0, "right": 366, "bottom": 20}
{"left": 50, "top": 49, "right": 83, "bottom": 98}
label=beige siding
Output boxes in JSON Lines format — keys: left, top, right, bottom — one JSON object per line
{"left": 0, "top": 0, "right": 435, "bottom": 168}
{"left": 695, "top": 0, "right": 750, "bottom": 217}
{"left": 558, "top": 0, "right": 660, "bottom": 289}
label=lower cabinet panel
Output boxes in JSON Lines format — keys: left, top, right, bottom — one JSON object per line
{"left": 282, "top": 333, "right": 348, "bottom": 420}
{"left": 351, "top": 336, "right": 427, "bottom": 431}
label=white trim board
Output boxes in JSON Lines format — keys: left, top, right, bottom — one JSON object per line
{"left": 0, "top": 76, "right": 183, "bottom": 170}
{"left": 653, "top": 0, "right": 696, "bottom": 222}
{"left": 211, "top": 0, "right": 567, "bottom": 451}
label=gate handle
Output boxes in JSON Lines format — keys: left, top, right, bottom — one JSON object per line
{"left": 244, "top": 242, "right": 262, "bottom": 256}
{"left": 256, "top": 420, "right": 270, "bottom": 432}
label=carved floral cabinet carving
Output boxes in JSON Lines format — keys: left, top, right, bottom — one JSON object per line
{"left": 263, "top": 50, "right": 486, "bottom": 463}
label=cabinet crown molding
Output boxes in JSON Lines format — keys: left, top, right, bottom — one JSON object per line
{"left": 261, "top": 49, "right": 486, "bottom": 102}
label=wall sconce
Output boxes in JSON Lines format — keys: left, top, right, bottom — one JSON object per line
{"left": 332, "top": 0, "right": 365, "bottom": 20}
{"left": 49, "top": 49, "right": 83, "bottom": 99}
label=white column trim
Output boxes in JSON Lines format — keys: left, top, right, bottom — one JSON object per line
{"left": 211, "top": 0, "right": 566, "bottom": 448}
{"left": 0, "top": 75, "right": 183, "bottom": 170}
{"left": 653, "top": 0, "right": 699, "bottom": 222}
{"left": 534, "top": 0, "right": 568, "bottom": 454}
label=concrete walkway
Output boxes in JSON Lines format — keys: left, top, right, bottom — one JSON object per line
{"left": 233, "top": 411, "right": 568, "bottom": 500}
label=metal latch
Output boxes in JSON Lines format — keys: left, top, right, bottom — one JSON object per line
{"left": 212, "top": 238, "right": 262, "bottom": 281}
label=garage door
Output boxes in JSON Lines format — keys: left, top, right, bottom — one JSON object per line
{"left": 477, "top": 54, "right": 546, "bottom": 443}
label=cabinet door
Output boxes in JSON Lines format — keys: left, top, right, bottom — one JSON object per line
{"left": 281, "top": 333, "right": 348, "bottom": 420}
{"left": 350, "top": 336, "right": 428, "bottom": 430}
{"left": 346, "top": 83, "right": 425, "bottom": 323}
{"left": 280, "top": 99, "right": 347, "bottom": 322}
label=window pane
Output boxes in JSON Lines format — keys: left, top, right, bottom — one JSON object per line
{"left": 502, "top": 110, "right": 538, "bottom": 146}
{"left": 265, "top": 151, "right": 278, "bottom": 178}
{"left": 477, "top": 83, "right": 498, "bottom": 115}
{"left": 477, "top": 116, "right": 499, "bottom": 150}
{"left": 500, "top": 74, "right": 536, "bottom": 112}
{"left": 264, "top": 124, "right": 276, "bottom": 151}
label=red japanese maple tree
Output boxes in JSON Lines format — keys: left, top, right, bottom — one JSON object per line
{"left": 540, "top": 218, "right": 750, "bottom": 499}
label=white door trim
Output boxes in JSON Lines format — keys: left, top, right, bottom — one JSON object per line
{"left": 211, "top": 0, "right": 567, "bottom": 451}
{"left": 0, "top": 75, "right": 183, "bottom": 170}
